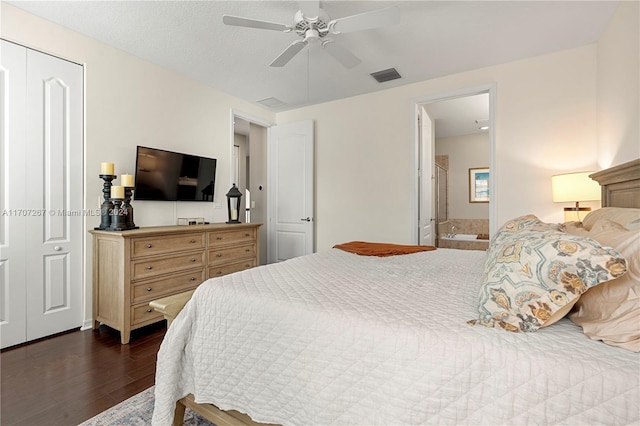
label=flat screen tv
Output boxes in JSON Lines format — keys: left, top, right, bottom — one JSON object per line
{"left": 134, "top": 146, "right": 217, "bottom": 202}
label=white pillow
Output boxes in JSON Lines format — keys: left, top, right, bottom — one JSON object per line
{"left": 582, "top": 207, "right": 640, "bottom": 231}
{"left": 570, "top": 219, "right": 640, "bottom": 352}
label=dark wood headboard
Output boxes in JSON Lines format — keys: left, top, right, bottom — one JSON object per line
{"left": 589, "top": 158, "right": 640, "bottom": 208}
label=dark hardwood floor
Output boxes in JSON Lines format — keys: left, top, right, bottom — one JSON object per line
{"left": 1, "top": 322, "right": 167, "bottom": 425}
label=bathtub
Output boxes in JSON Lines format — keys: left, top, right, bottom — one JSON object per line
{"left": 438, "top": 233, "right": 489, "bottom": 251}
{"left": 440, "top": 234, "right": 481, "bottom": 242}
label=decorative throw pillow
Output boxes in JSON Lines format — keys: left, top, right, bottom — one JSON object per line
{"left": 582, "top": 207, "right": 640, "bottom": 231}
{"left": 471, "top": 215, "right": 628, "bottom": 332}
{"left": 570, "top": 219, "right": 640, "bottom": 352}
{"left": 491, "top": 214, "right": 561, "bottom": 245}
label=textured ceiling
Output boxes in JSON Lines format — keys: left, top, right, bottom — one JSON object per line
{"left": 7, "top": 1, "right": 618, "bottom": 113}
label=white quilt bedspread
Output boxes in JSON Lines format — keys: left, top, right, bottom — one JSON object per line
{"left": 153, "top": 248, "right": 640, "bottom": 425}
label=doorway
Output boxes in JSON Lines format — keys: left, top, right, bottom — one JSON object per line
{"left": 413, "top": 85, "right": 496, "bottom": 246}
{"left": 232, "top": 113, "right": 270, "bottom": 265}
{"left": 231, "top": 114, "right": 316, "bottom": 264}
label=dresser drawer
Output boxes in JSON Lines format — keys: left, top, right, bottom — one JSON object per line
{"left": 131, "top": 233, "right": 205, "bottom": 258}
{"left": 132, "top": 251, "right": 205, "bottom": 280}
{"left": 131, "top": 303, "right": 164, "bottom": 325}
{"left": 208, "top": 228, "right": 256, "bottom": 246}
{"left": 208, "top": 243, "right": 256, "bottom": 266}
{"left": 208, "top": 259, "right": 257, "bottom": 279}
{"left": 131, "top": 270, "right": 205, "bottom": 303}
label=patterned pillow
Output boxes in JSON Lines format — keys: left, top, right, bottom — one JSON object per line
{"left": 471, "top": 215, "right": 628, "bottom": 332}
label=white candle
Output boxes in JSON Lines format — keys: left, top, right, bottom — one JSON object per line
{"left": 100, "top": 162, "right": 114, "bottom": 175}
{"left": 231, "top": 209, "right": 238, "bottom": 221}
{"left": 111, "top": 185, "right": 124, "bottom": 199}
{"left": 121, "top": 174, "right": 134, "bottom": 187}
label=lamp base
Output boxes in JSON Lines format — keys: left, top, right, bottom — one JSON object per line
{"left": 563, "top": 207, "right": 591, "bottom": 222}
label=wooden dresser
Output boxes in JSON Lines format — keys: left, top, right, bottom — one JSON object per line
{"left": 89, "top": 223, "right": 261, "bottom": 343}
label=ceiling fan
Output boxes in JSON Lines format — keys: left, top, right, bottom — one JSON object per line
{"left": 222, "top": 2, "right": 399, "bottom": 69}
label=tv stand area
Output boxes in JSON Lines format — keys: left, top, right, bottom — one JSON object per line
{"left": 89, "top": 223, "right": 260, "bottom": 344}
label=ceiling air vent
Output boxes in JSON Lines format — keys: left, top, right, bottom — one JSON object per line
{"left": 370, "top": 68, "right": 401, "bottom": 83}
{"left": 257, "top": 97, "right": 287, "bottom": 108}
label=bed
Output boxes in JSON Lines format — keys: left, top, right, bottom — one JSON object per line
{"left": 151, "top": 159, "right": 640, "bottom": 426}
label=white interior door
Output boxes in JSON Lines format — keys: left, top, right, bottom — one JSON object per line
{"left": 419, "top": 105, "right": 435, "bottom": 245}
{"left": 1, "top": 41, "right": 28, "bottom": 348}
{"left": 267, "top": 120, "right": 314, "bottom": 263}
{"left": 1, "top": 41, "right": 84, "bottom": 348}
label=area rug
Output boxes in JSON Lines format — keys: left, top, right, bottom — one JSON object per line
{"left": 79, "top": 386, "right": 214, "bottom": 425}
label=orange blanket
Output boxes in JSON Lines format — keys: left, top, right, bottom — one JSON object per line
{"left": 333, "top": 241, "right": 436, "bottom": 257}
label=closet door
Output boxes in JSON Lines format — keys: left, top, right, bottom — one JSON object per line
{"left": 0, "top": 41, "right": 84, "bottom": 348}
{"left": 25, "top": 46, "right": 84, "bottom": 342}
{"left": 0, "top": 41, "right": 28, "bottom": 348}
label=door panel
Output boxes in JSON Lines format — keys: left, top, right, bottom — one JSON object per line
{"left": 268, "top": 120, "right": 314, "bottom": 263}
{"left": 0, "top": 41, "right": 28, "bottom": 348}
{"left": 419, "top": 106, "right": 435, "bottom": 246}
{"left": 24, "top": 47, "right": 83, "bottom": 342}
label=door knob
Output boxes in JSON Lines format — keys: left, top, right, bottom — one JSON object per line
{"left": 300, "top": 217, "right": 312, "bottom": 222}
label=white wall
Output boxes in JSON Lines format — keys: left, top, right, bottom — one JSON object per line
{"left": 278, "top": 46, "right": 601, "bottom": 250}
{"left": 2, "top": 3, "right": 275, "bottom": 328}
{"left": 435, "top": 133, "right": 490, "bottom": 220}
{"left": 596, "top": 1, "right": 640, "bottom": 167}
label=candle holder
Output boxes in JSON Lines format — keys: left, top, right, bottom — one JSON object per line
{"left": 107, "top": 198, "right": 129, "bottom": 231}
{"left": 122, "top": 186, "right": 138, "bottom": 230}
{"left": 95, "top": 174, "right": 116, "bottom": 230}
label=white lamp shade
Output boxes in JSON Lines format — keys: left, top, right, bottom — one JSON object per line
{"left": 552, "top": 172, "right": 601, "bottom": 203}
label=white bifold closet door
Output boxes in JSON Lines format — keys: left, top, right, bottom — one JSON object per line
{"left": 1, "top": 40, "right": 84, "bottom": 349}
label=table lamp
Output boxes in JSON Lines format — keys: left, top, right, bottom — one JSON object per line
{"left": 552, "top": 171, "right": 601, "bottom": 221}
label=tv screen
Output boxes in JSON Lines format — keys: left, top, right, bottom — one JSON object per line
{"left": 134, "top": 146, "right": 217, "bottom": 202}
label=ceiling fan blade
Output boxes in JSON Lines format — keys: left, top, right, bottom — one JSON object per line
{"left": 298, "top": 1, "right": 320, "bottom": 19}
{"left": 321, "top": 40, "right": 361, "bottom": 69}
{"left": 223, "top": 15, "right": 291, "bottom": 32}
{"left": 270, "top": 40, "right": 307, "bottom": 67}
{"left": 329, "top": 6, "right": 400, "bottom": 34}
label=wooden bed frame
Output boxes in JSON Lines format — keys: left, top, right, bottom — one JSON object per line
{"left": 151, "top": 157, "right": 640, "bottom": 426}
{"left": 589, "top": 158, "right": 640, "bottom": 208}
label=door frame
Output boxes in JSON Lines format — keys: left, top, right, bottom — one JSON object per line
{"left": 410, "top": 83, "right": 497, "bottom": 244}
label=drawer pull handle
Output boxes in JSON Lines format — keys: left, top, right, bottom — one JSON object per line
{"left": 146, "top": 266, "right": 153, "bottom": 270}
{"left": 190, "top": 277, "right": 196, "bottom": 281}
{"left": 190, "top": 258, "right": 196, "bottom": 262}
{"left": 245, "top": 233, "right": 250, "bottom": 237}
{"left": 216, "top": 254, "right": 223, "bottom": 258}
{"left": 190, "top": 239, "right": 196, "bottom": 243}
{"left": 245, "top": 264, "right": 250, "bottom": 267}
{"left": 146, "top": 287, "right": 152, "bottom": 292}
{"left": 216, "top": 271, "right": 222, "bottom": 275}
{"left": 146, "top": 244, "right": 152, "bottom": 248}
{"left": 147, "top": 308, "right": 152, "bottom": 313}
{"left": 216, "top": 236, "right": 223, "bottom": 240}
{"left": 245, "top": 249, "right": 250, "bottom": 252}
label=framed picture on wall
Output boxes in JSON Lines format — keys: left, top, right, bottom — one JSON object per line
{"left": 469, "top": 167, "right": 490, "bottom": 203}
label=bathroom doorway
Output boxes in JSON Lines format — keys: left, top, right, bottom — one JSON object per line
{"left": 413, "top": 85, "right": 496, "bottom": 247}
